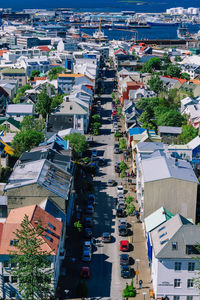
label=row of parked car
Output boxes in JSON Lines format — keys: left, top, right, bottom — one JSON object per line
{"left": 115, "top": 185, "right": 132, "bottom": 278}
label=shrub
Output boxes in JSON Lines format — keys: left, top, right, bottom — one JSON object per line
{"left": 126, "top": 203, "right": 136, "bottom": 216}
{"left": 93, "top": 128, "right": 99, "bottom": 136}
{"left": 120, "top": 170, "right": 126, "bottom": 178}
{"left": 119, "top": 138, "right": 127, "bottom": 151}
{"left": 114, "top": 132, "right": 121, "bottom": 138}
{"left": 122, "top": 281, "right": 136, "bottom": 298}
{"left": 120, "top": 161, "right": 128, "bottom": 172}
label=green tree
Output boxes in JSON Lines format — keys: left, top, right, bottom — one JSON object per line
{"left": 163, "top": 52, "right": 171, "bottom": 64}
{"left": 177, "top": 125, "right": 198, "bottom": 144}
{"left": 64, "top": 133, "right": 88, "bottom": 157}
{"left": 9, "top": 215, "right": 53, "bottom": 300}
{"left": 20, "top": 116, "right": 45, "bottom": 132}
{"left": 50, "top": 94, "right": 63, "bottom": 110}
{"left": 13, "top": 84, "right": 32, "bottom": 104}
{"left": 12, "top": 130, "right": 44, "bottom": 156}
{"left": 156, "top": 109, "right": 184, "bottom": 127}
{"left": 36, "top": 89, "right": 52, "bottom": 118}
{"left": 126, "top": 203, "right": 136, "bottom": 216}
{"left": 148, "top": 74, "right": 164, "bottom": 94}
{"left": 74, "top": 221, "right": 82, "bottom": 232}
{"left": 92, "top": 114, "right": 101, "bottom": 122}
{"left": 30, "top": 70, "right": 40, "bottom": 79}
{"left": 166, "top": 64, "right": 181, "bottom": 78}
{"left": 120, "top": 161, "right": 128, "bottom": 172}
{"left": 48, "top": 66, "right": 66, "bottom": 80}
{"left": 174, "top": 56, "right": 182, "bottom": 62}
{"left": 142, "top": 57, "right": 162, "bottom": 73}
{"left": 125, "top": 196, "right": 134, "bottom": 204}
{"left": 181, "top": 72, "right": 190, "bottom": 80}
{"left": 119, "top": 138, "right": 127, "bottom": 151}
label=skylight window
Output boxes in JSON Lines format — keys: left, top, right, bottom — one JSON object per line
{"left": 160, "top": 238, "right": 169, "bottom": 245}
{"left": 44, "top": 234, "right": 53, "bottom": 242}
{"left": 159, "top": 232, "right": 167, "bottom": 239}
{"left": 48, "top": 222, "right": 56, "bottom": 230}
{"left": 158, "top": 226, "right": 165, "bottom": 232}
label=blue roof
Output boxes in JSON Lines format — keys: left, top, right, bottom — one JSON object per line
{"left": 128, "top": 127, "right": 146, "bottom": 136}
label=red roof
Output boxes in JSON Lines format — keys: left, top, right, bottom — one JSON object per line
{"left": 0, "top": 205, "right": 62, "bottom": 255}
{"left": 114, "top": 49, "right": 127, "bottom": 55}
{"left": 0, "top": 50, "right": 8, "bottom": 56}
{"left": 33, "top": 76, "right": 47, "bottom": 81}
{"left": 139, "top": 43, "right": 146, "bottom": 47}
{"left": 140, "top": 46, "right": 146, "bottom": 52}
{"left": 38, "top": 46, "right": 50, "bottom": 52}
{"left": 163, "top": 75, "right": 187, "bottom": 84}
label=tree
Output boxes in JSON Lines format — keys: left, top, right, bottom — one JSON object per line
{"left": 125, "top": 196, "right": 134, "bottom": 204}
{"left": 12, "top": 130, "right": 44, "bottom": 156}
{"left": 126, "top": 203, "right": 136, "bottom": 216}
{"left": 64, "top": 133, "right": 88, "bottom": 157}
{"left": 156, "top": 109, "right": 184, "bottom": 127}
{"left": 20, "top": 116, "right": 45, "bottom": 132}
{"left": 92, "top": 114, "right": 101, "bottom": 122}
{"left": 119, "top": 138, "right": 127, "bottom": 151}
{"left": 142, "top": 57, "right": 162, "bottom": 73}
{"left": 148, "top": 74, "right": 164, "bottom": 94}
{"left": 13, "top": 84, "right": 32, "bottom": 104}
{"left": 181, "top": 72, "right": 190, "bottom": 80}
{"left": 177, "top": 125, "right": 198, "bottom": 144}
{"left": 50, "top": 94, "right": 63, "bottom": 110}
{"left": 36, "top": 89, "right": 52, "bottom": 118}
{"left": 30, "top": 70, "right": 40, "bottom": 79}
{"left": 174, "top": 56, "right": 182, "bottom": 62}
{"left": 9, "top": 215, "right": 53, "bottom": 300}
{"left": 48, "top": 66, "right": 66, "bottom": 80}
{"left": 120, "top": 161, "right": 128, "bottom": 172}
{"left": 166, "top": 64, "right": 181, "bottom": 78}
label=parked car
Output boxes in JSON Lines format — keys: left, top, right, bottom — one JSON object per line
{"left": 84, "top": 217, "right": 93, "bottom": 227}
{"left": 119, "top": 219, "right": 128, "bottom": 228}
{"left": 114, "top": 147, "right": 119, "bottom": 154}
{"left": 119, "top": 224, "right": 128, "bottom": 236}
{"left": 117, "top": 185, "right": 124, "bottom": 195}
{"left": 118, "top": 194, "right": 124, "bottom": 201}
{"left": 116, "top": 208, "right": 125, "bottom": 217}
{"left": 120, "top": 254, "right": 130, "bottom": 265}
{"left": 84, "top": 228, "right": 93, "bottom": 239}
{"left": 114, "top": 127, "right": 119, "bottom": 133}
{"left": 107, "top": 179, "right": 115, "bottom": 186}
{"left": 91, "top": 149, "right": 98, "bottom": 160}
{"left": 83, "top": 241, "right": 92, "bottom": 252}
{"left": 118, "top": 201, "right": 126, "bottom": 210}
{"left": 115, "top": 162, "right": 120, "bottom": 173}
{"left": 82, "top": 249, "right": 92, "bottom": 262}
{"left": 102, "top": 232, "right": 111, "bottom": 243}
{"left": 121, "top": 265, "right": 131, "bottom": 278}
{"left": 120, "top": 240, "right": 129, "bottom": 252}
{"left": 80, "top": 266, "right": 90, "bottom": 279}
{"left": 86, "top": 205, "right": 94, "bottom": 214}
{"left": 75, "top": 208, "right": 82, "bottom": 221}
{"left": 88, "top": 194, "right": 95, "bottom": 206}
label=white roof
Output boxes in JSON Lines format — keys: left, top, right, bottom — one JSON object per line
{"left": 187, "top": 135, "right": 200, "bottom": 150}
{"left": 141, "top": 151, "right": 198, "bottom": 183}
{"left": 58, "top": 128, "right": 84, "bottom": 137}
{"left": 6, "top": 104, "right": 34, "bottom": 114}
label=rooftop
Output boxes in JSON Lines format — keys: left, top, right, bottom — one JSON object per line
{"left": 2, "top": 68, "right": 26, "bottom": 74}
{"left": 144, "top": 206, "right": 174, "bottom": 233}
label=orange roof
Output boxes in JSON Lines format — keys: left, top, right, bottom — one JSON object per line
{"left": 140, "top": 46, "right": 146, "bottom": 52}
{"left": 58, "top": 73, "right": 84, "bottom": 78}
{"left": 72, "top": 34, "right": 80, "bottom": 38}
{"left": 0, "top": 205, "right": 62, "bottom": 255}
{"left": 139, "top": 43, "right": 146, "bottom": 47}
{"left": 38, "top": 46, "right": 50, "bottom": 52}
{"left": 0, "top": 50, "right": 8, "bottom": 56}
{"left": 190, "top": 79, "right": 200, "bottom": 85}
{"left": 163, "top": 75, "right": 187, "bottom": 84}
{"left": 33, "top": 76, "right": 47, "bottom": 81}
{"left": 114, "top": 49, "right": 127, "bottom": 55}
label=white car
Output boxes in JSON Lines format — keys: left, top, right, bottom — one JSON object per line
{"left": 117, "top": 185, "right": 124, "bottom": 195}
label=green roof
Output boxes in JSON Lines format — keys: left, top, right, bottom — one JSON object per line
{"left": 2, "top": 68, "right": 26, "bottom": 74}
{"left": 144, "top": 206, "right": 174, "bottom": 233}
{"left": 0, "top": 117, "right": 20, "bottom": 129}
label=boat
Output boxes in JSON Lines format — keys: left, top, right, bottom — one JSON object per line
{"left": 146, "top": 16, "right": 179, "bottom": 26}
{"left": 177, "top": 23, "right": 192, "bottom": 39}
{"left": 93, "top": 29, "right": 108, "bottom": 41}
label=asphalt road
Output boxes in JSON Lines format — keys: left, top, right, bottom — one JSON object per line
{"left": 87, "top": 87, "right": 133, "bottom": 299}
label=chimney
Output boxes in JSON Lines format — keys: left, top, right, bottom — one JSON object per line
{"left": 175, "top": 158, "right": 178, "bottom": 166}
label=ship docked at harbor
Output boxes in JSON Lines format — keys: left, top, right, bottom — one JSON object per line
{"left": 177, "top": 23, "right": 192, "bottom": 39}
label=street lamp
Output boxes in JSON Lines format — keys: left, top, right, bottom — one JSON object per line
{"left": 135, "top": 258, "right": 140, "bottom": 284}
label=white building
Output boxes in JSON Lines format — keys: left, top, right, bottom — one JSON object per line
{"left": 150, "top": 214, "right": 200, "bottom": 300}
{"left": 166, "top": 7, "right": 199, "bottom": 15}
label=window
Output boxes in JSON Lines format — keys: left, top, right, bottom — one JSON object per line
{"left": 174, "top": 262, "right": 181, "bottom": 271}
{"left": 48, "top": 222, "right": 56, "bottom": 230}
{"left": 10, "top": 291, "right": 16, "bottom": 298}
{"left": 173, "top": 297, "right": 180, "bottom": 300}
{"left": 44, "top": 234, "right": 53, "bottom": 242}
{"left": 4, "top": 276, "right": 9, "bottom": 283}
{"left": 188, "top": 262, "right": 195, "bottom": 271}
{"left": 159, "top": 232, "right": 167, "bottom": 238}
{"left": 11, "top": 276, "right": 17, "bottom": 283}
{"left": 187, "top": 279, "right": 194, "bottom": 288}
{"left": 172, "top": 242, "right": 178, "bottom": 250}
{"left": 10, "top": 239, "right": 19, "bottom": 246}
{"left": 174, "top": 279, "right": 181, "bottom": 288}
{"left": 11, "top": 262, "right": 17, "bottom": 268}
{"left": 3, "top": 260, "right": 9, "bottom": 267}
{"left": 187, "top": 296, "right": 193, "bottom": 300}
{"left": 186, "top": 245, "right": 200, "bottom": 255}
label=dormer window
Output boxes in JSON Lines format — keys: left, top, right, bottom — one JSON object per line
{"left": 172, "top": 242, "right": 178, "bottom": 250}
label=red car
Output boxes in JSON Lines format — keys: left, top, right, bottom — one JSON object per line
{"left": 80, "top": 266, "right": 90, "bottom": 279}
{"left": 120, "top": 240, "right": 129, "bottom": 252}
{"left": 112, "top": 111, "right": 117, "bottom": 116}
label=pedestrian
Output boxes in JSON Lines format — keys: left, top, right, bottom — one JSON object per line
{"left": 126, "top": 156, "right": 128, "bottom": 162}
{"left": 139, "top": 279, "right": 143, "bottom": 289}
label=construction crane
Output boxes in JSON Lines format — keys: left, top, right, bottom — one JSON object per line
{"left": 113, "top": 28, "right": 138, "bottom": 42}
